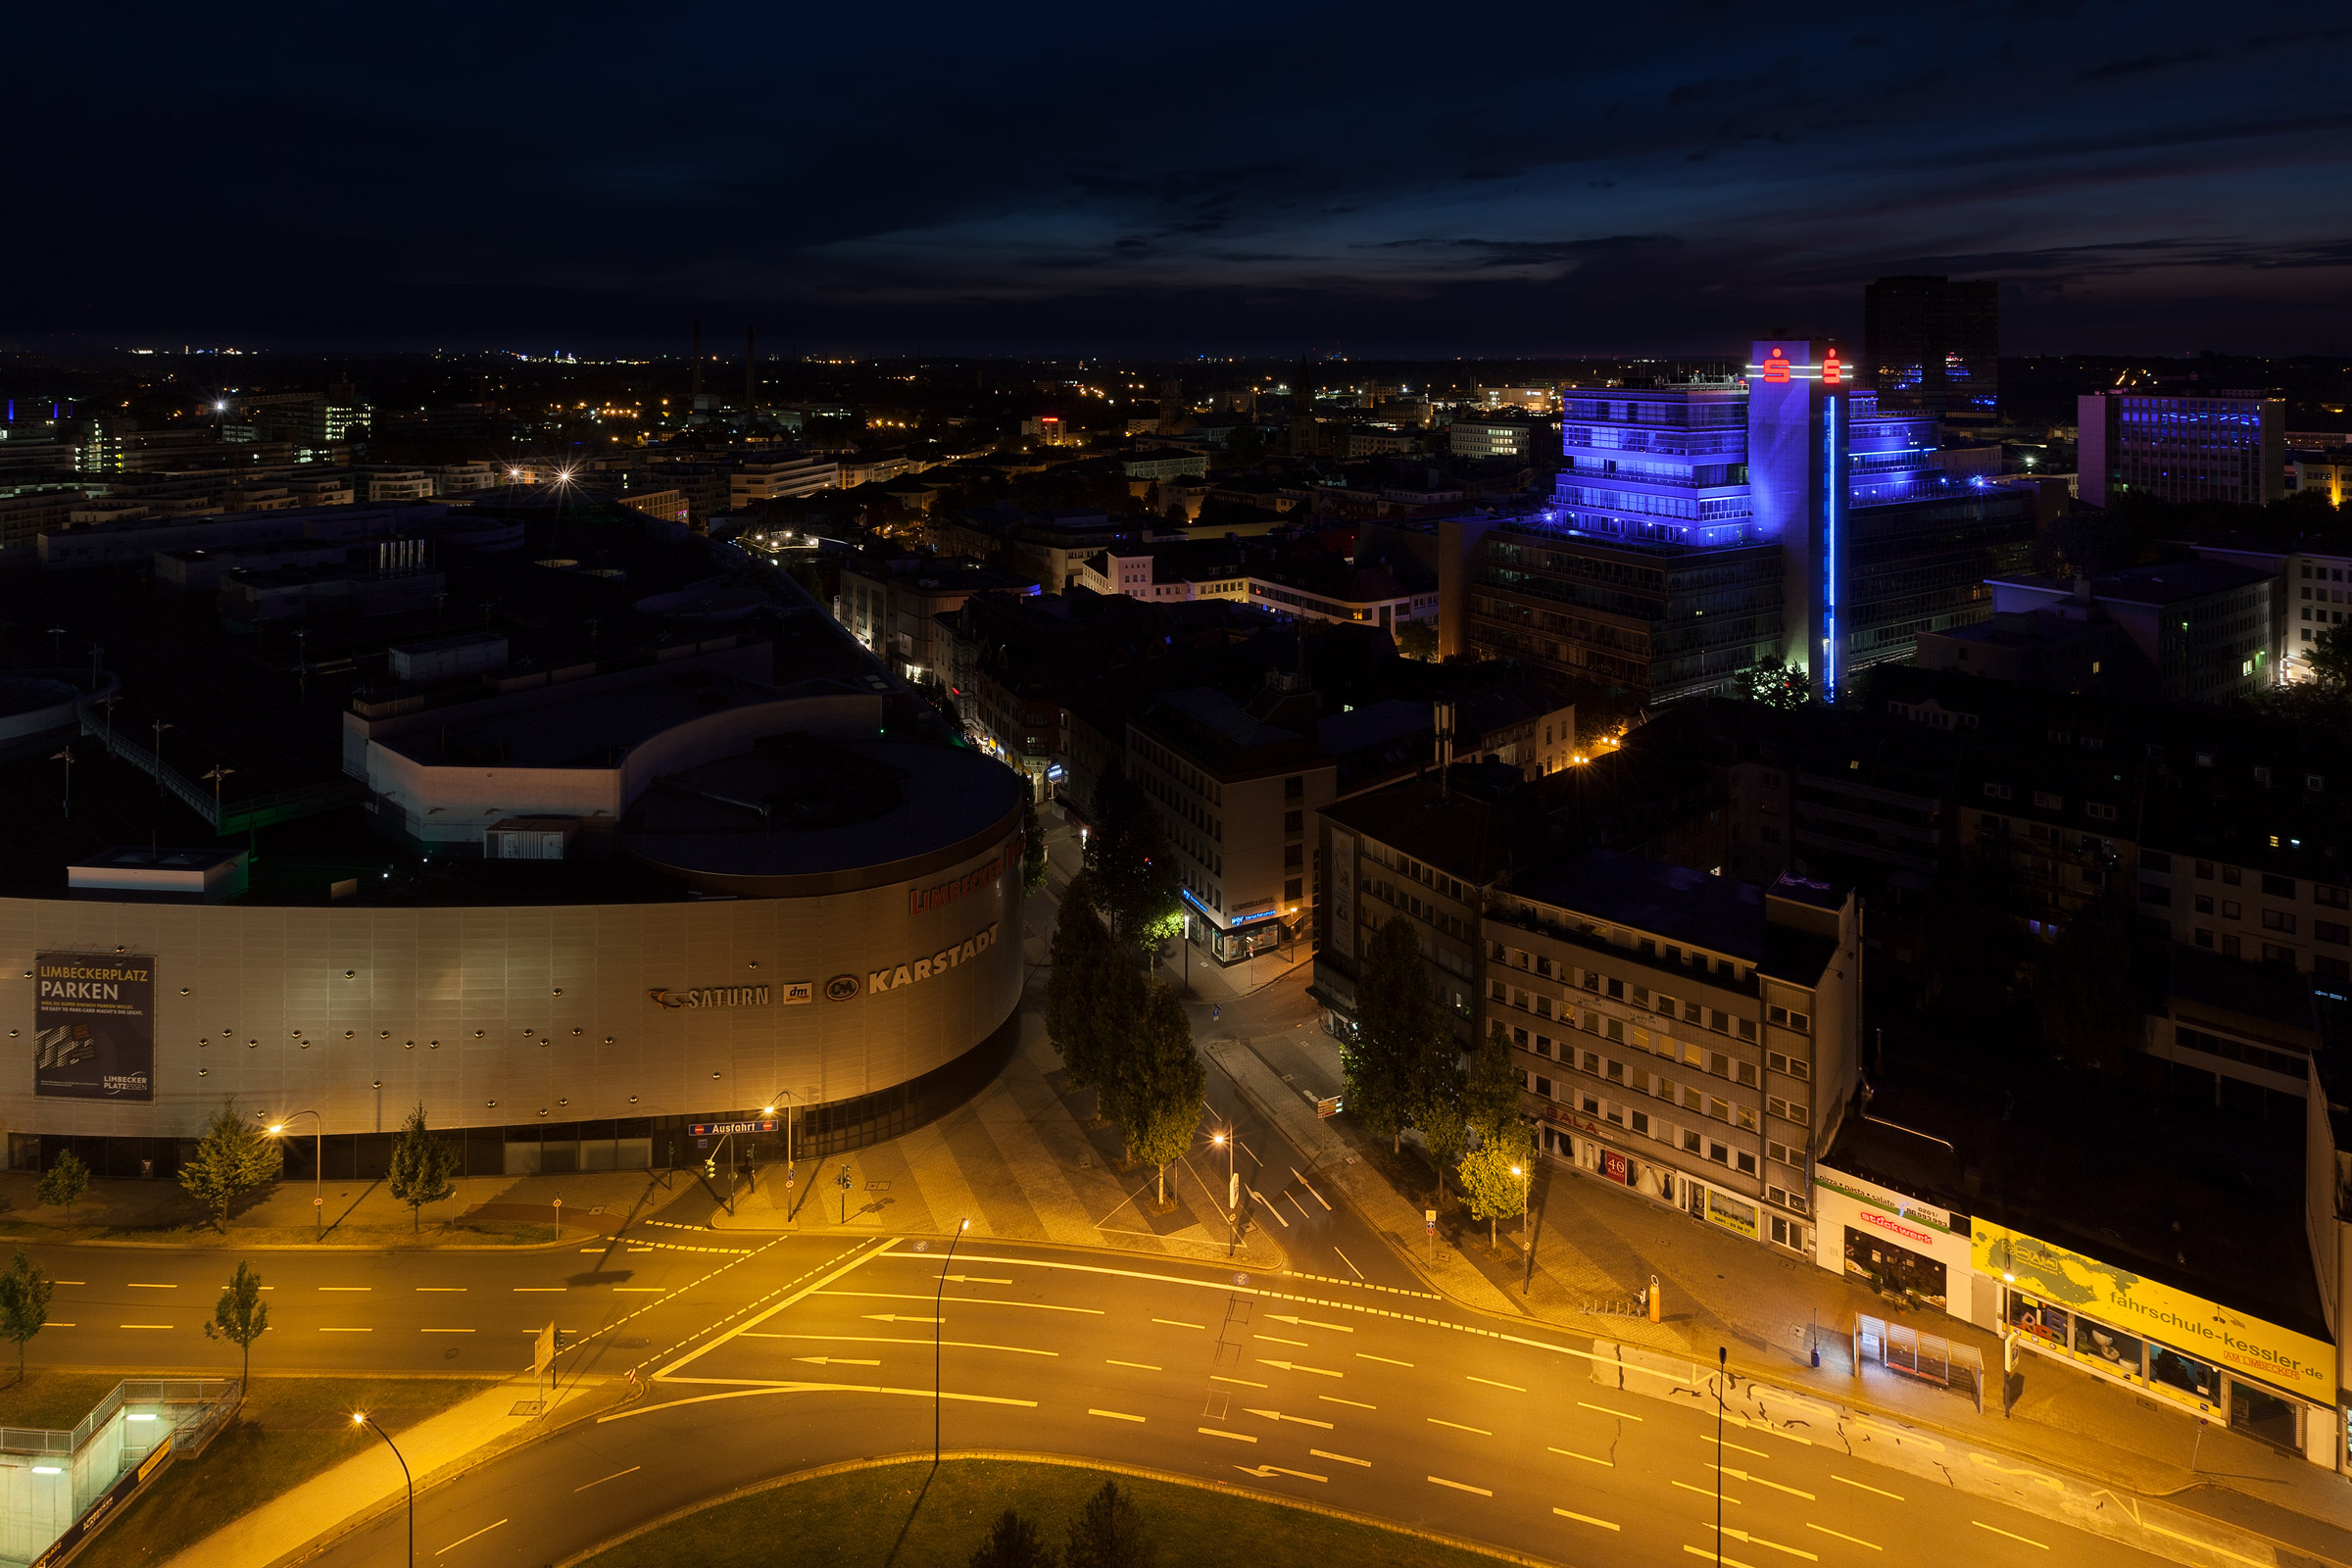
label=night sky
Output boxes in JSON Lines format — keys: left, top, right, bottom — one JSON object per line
{"left": 15, "top": 3, "right": 2350, "bottom": 357}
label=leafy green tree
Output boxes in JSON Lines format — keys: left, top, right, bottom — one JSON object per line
{"left": 204, "top": 1259, "right": 269, "bottom": 1394}
{"left": 2308, "top": 621, "right": 2352, "bottom": 694}
{"left": 1346, "top": 916, "right": 1433, "bottom": 1152}
{"left": 0, "top": 1250, "right": 51, "bottom": 1384}
{"left": 1407, "top": 1039, "right": 1470, "bottom": 1208}
{"left": 1083, "top": 773, "right": 1181, "bottom": 950}
{"left": 34, "top": 1149, "right": 89, "bottom": 1219}
{"left": 1063, "top": 1479, "right": 1154, "bottom": 1568}
{"left": 1738, "top": 654, "right": 1811, "bottom": 710}
{"left": 1112, "top": 981, "right": 1205, "bottom": 1207}
{"left": 177, "top": 1099, "right": 281, "bottom": 1233}
{"left": 387, "top": 1102, "right": 457, "bottom": 1234}
{"left": 1396, "top": 619, "right": 1438, "bottom": 662}
{"left": 1048, "top": 874, "right": 1123, "bottom": 1101}
{"left": 1023, "top": 782, "right": 1049, "bottom": 894}
{"left": 1458, "top": 1121, "right": 1537, "bottom": 1249}
{"left": 1463, "top": 1021, "right": 1523, "bottom": 1144}
{"left": 970, "top": 1508, "right": 1056, "bottom": 1568}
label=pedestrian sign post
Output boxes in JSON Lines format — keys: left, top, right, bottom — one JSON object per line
{"left": 836, "top": 1164, "right": 854, "bottom": 1224}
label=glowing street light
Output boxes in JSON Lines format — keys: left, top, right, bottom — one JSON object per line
{"left": 267, "top": 1110, "right": 324, "bottom": 1238}
{"left": 352, "top": 1412, "right": 414, "bottom": 1566}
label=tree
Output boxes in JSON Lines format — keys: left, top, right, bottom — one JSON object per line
{"left": 1463, "top": 1021, "right": 1523, "bottom": 1144}
{"left": 387, "top": 1102, "right": 458, "bottom": 1234}
{"left": 1112, "top": 981, "right": 1205, "bottom": 1208}
{"left": 1063, "top": 1480, "right": 1154, "bottom": 1568}
{"left": 1047, "top": 874, "right": 1124, "bottom": 1099}
{"left": 1023, "top": 781, "right": 1049, "bottom": 894}
{"left": 1457, "top": 1122, "right": 1537, "bottom": 1249}
{"left": 1083, "top": 773, "right": 1181, "bottom": 950}
{"left": 1346, "top": 916, "right": 1435, "bottom": 1152}
{"left": 970, "top": 1508, "right": 1055, "bottom": 1568}
{"left": 1222, "top": 424, "right": 1264, "bottom": 468}
{"left": 1407, "top": 1039, "right": 1470, "bottom": 1208}
{"left": 177, "top": 1099, "right": 281, "bottom": 1233}
{"left": 204, "top": 1259, "right": 269, "bottom": 1394}
{"left": 1737, "top": 654, "right": 1811, "bottom": 710}
{"left": 0, "top": 1250, "right": 51, "bottom": 1385}
{"left": 1396, "top": 619, "right": 1438, "bottom": 662}
{"left": 2308, "top": 621, "right": 2352, "bottom": 694}
{"left": 34, "top": 1150, "right": 89, "bottom": 1219}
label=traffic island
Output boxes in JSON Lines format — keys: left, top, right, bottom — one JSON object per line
{"left": 564, "top": 1455, "right": 1538, "bottom": 1568}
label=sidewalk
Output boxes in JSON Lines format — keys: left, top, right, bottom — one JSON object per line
{"left": 1207, "top": 1030, "right": 2352, "bottom": 1568}
{"left": 167, "top": 1375, "right": 612, "bottom": 1568}
{"left": 701, "top": 1010, "right": 1286, "bottom": 1274}
{"left": 0, "top": 1168, "right": 662, "bottom": 1250}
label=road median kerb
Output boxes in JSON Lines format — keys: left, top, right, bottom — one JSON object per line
{"left": 268, "top": 1376, "right": 627, "bottom": 1568}
{"left": 547, "top": 1448, "right": 1554, "bottom": 1568}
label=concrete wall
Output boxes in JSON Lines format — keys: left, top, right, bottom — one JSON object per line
{"left": 0, "top": 827, "right": 1024, "bottom": 1142}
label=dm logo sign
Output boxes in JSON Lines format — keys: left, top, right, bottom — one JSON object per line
{"left": 823, "top": 974, "right": 862, "bottom": 1003}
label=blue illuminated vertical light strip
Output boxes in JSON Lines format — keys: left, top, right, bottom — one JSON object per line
{"left": 1822, "top": 394, "right": 1840, "bottom": 699}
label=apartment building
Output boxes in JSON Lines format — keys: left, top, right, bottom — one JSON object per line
{"left": 1485, "top": 853, "right": 1861, "bottom": 1257}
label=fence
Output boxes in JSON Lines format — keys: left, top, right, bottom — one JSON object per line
{"left": 1854, "top": 1312, "right": 1984, "bottom": 1414}
{"left": 3, "top": 1378, "right": 239, "bottom": 1568}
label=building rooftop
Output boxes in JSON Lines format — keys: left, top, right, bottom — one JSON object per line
{"left": 1990, "top": 559, "right": 2274, "bottom": 607}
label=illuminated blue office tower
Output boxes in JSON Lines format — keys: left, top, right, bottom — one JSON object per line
{"left": 1745, "top": 339, "right": 1850, "bottom": 697}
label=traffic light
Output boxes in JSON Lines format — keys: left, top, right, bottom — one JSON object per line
{"left": 704, "top": 1156, "right": 717, "bottom": 1178}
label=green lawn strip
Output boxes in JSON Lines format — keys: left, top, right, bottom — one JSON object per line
{"left": 76, "top": 1377, "right": 490, "bottom": 1568}
{"left": 0, "top": 1372, "right": 134, "bottom": 1430}
{"left": 582, "top": 1457, "right": 1508, "bottom": 1568}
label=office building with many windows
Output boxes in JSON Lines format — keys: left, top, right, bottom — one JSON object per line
{"left": 2078, "top": 390, "right": 2284, "bottom": 510}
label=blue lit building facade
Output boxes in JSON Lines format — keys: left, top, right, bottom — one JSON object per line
{"left": 1438, "top": 338, "right": 2034, "bottom": 704}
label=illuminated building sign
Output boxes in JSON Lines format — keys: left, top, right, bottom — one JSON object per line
{"left": 1182, "top": 888, "right": 1282, "bottom": 928}
{"left": 1822, "top": 349, "right": 1843, "bottom": 388}
{"left": 1762, "top": 349, "right": 1790, "bottom": 384}
{"left": 865, "top": 922, "right": 1002, "bottom": 994}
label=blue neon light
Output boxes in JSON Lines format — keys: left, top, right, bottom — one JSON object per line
{"left": 1822, "top": 394, "right": 1840, "bottom": 701}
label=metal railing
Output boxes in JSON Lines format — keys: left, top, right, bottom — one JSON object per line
{"left": 76, "top": 705, "right": 362, "bottom": 833}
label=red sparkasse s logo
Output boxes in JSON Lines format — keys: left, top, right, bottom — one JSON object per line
{"left": 1762, "top": 348, "right": 1790, "bottom": 384}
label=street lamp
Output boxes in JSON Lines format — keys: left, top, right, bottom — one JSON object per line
{"left": 49, "top": 748, "right": 73, "bottom": 818}
{"left": 1716, "top": 1346, "right": 1728, "bottom": 1564}
{"left": 352, "top": 1412, "right": 414, "bottom": 1567}
{"left": 268, "top": 1110, "right": 324, "bottom": 1238}
{"left": 935, "top": 1218, "right": 968, "bottom": 1466}
{"left": 1213, "top": 1130, "right": 1236, "bottom": 1257}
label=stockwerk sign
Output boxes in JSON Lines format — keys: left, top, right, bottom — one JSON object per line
{"left": 868, "top": 923, "right": 1000, "bottom": 995}
{"left": 1974, "top": 1222, "right": 2334, "bottom": 1402}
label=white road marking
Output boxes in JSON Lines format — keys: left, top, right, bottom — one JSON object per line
{"left": 1468, "top": 1375, "right": 1523, "bottom": 1392}
{"left": 1266, "top": 1313, "right": 1351, "bottom": 1333}
{"left": 1319, "top": 1395, "right": 1376, "bottom": 1409}
{"left": 1833, "top": 1474, "right": 1904, "bottom": 1501}
{"left": 574, "top": 1466, "right": 640, "bottom": 1492}
{"left": 1356, "top": 1352, "right": 1411, "bottom": 1366}
{"left": 1244, "top": 1407, "right": 1334, "bottom": 1429}
{"left": 1579, "top": 1400, "right": 1642, "bottom": 1420}
{"left": 1333, "top": 1248, "right": 1365, "bottom": 1280}
{"left": 1701, "top": 1433, "right": 1769, "bottom": 1458}
{"left": 1971, "top": 1522, "right": 2047, "bottom": 1550}
{"left": 1805, "top": 1524, "right": 1881, "bottom": 1551}
{"left": 416, "top": 1287, "right": 466, "bottom": 1293}
{"left": 1153, "top": 1318, "right": 1204, "bottom": 1329}
{"left": 420, "top": 1329, "right": 474, "bottom": 1334}
{"left": 1427, "top": 1475, "right": 1491, "bottom": 1496}
{"left": 1310, "top": 1448, "right": 1370, "bottom": 1467}
{"left": 1555, "top": 1507, "right": 1620, "bottom": 1532}
{"left": 1548, "top": 1446, "right": 1613, "bottom": 1467}
{"left": 1107, "top": 1359, "right": 1159, "bottom": 1371}
{"left": 1090, "top": 1408, "right": 1145, "bottom": 1422}
{"left": 1255, "top": 1358, "right": 1341, "bottom": 1377}
{"left": 1428, "top": 1417, "right": 1490, "bottom": 1436}
{"left": 126, "top": 1283, "right": 175, "bottom": 1289}
{"left": 1290, "top": 1169, "right": 1331, "bottom": 1209}
{"left": 436, "top": 1518, "right": 507, "bottom": 1554}
{"left": 319, "top": 1287, "right": 371, "bottom": 1292}
{"left": 1237, "top": 1463, "right": 1326, "bottom": 1483}
{"left": 1198, "top": 1426, "right": 1257, "bottom": 1443}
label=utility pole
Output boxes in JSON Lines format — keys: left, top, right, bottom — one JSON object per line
{"left": 204, "top": 764, "right": 234, "bottom": 828}
{"left": 50, "top": 747, "right": 73, "bottom": 817}
{"left": 151, "top": 720, "right": 172, "bottom": 795}
{"left": 1716, "top": 1347, "right": 1728, "bottom": 1564}
{"left": 935, "top": 1218, "right": 967, "bottom": 1466}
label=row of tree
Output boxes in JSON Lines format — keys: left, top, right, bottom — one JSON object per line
{"left": 169, "top": 1098, "right": 459, "bottom": 1234}
{"left": 969, "top": 1479, "right": 1152, "bottom": 1568}
{"left": 1345, "top": 916, "right": 1537, "bottom": 1243}
{"left": 0, "top": 1248, "right": 269, "bottom": 1390}
{"left": 1048, "top": 876, "right": 1202, "bottom": 1204}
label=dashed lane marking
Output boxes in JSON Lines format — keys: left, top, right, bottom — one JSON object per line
{"left": 1428, "top": 1418, "right": 1491, "bottom": 1436}
{"left": 744, "top": 1333, "right": 1056, "bottom": 1357}
{"left": 1310, "top": 1448, "right": 1370, "bottom": 1467}
{"left": 420, "top": 1329, "right": 473, "bottom": 1334}
{"left": 1427, "top": 1476, "right": 1491, "bottom": 1496}
{"left": 575, "top": 1466, "right": 640, "bottom": 1492}
{"left": 1467, "top": 1375, "right": 1523, "bottom": 1392}
{"left": 1107, "top": 1359, "right": 1159, "bottom": 1371}
{"left": 1548, "top": 1446, "right": 1613, "bottom": 1467}
{"left": 1578, "top": 1400, "right": 1642, "bottom": 1421}
{"left": 1970, "top": 1522, "right": 2047, "bottom": 1550}
{"left": 319, "top": 1328, "right": 371, "bottom": 1334}
{"left": 319, "top": 1286, "right": 371, "bottom": 1292}
{"left": 416, "top": 1287, "right": 466, "bottom": 1293}
{"left": 1209, "top": 1376, "right": 1267, "bottom": 1388}
{"left": 1319, "top": 1395, "right": 1376, "bottom": 1409}
{"left": 1805, "top": 1524, "right": 1881, "bottom": 1551}
{"left": 1554, "top": 1507, "right": 1620, "bottom": 1532}
{"left": 436, "top": 1518, "right": 507, "bottom": 1555}
{"left": 1701, "top": 1433, "right": 1769, "bottom": 1459}
{"left": 120, "top": 1324, "right": 172, "bottom": 1330}
{"left": 1672, "top": 1481, "right": 1739, "bottom": 1503}
{"left": 126, "top": 1284, "right": 175, "bottom": 1289}
{"left": 1356, "top": 1352, "right": 1411, "bottom": 1367}
{"left": 1253, "top": 1335, "right": 1308, "bottom": 1347}
{"left": 817, "top": 1291, "right": 1102, "bottom": 1315}
{"left": 1090, "top": 1409, "right": 1146, "bottom": 1422}
{"left": 1153, "top": 1319, "right": 1204, "bottom": 1329}
{"left": 1706, "top": 1463, "right": 1814, "bottom": 1500}
{"left": 1198, "top": 1426, "right": 1257, "bottom": 1443}
{"left": 1833, "top": 1475, "right": 1903, "bottom": 1501}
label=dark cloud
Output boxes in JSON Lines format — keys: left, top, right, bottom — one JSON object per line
{"left": 2, "top": 0, "right": 2347, "bottom": 355}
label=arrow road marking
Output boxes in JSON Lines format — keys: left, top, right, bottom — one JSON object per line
{"left": 1289, "top": 1169, "right": 1331, "bottom": 1209}
{"left": 1237, "top": 1464, "right": 1327, "bottom": 1483}
{"left": 1256, "top": 1359, "right": 1341, "bottom": 1377}
{"left": 791, "top": 1356, "right": 880, "bottom": 1366}
{"left": 862, "top": 1313, "right": 942, "bottom": 1324}
{"left": 1267, "top": 1313, "right": 1351, "bottom": 1333}
{"left": 1248, "top": 1190, "right": 1290, "bottom": 1228}
{"left": 1722, "top": 1527, "right": 1817, "bottom": 1561}
{"left": 938, "top": 1275, "right": 1012, "bottom": 1285}
{"left": 1245, "top": 1407, "right": 1334, "bottom": 1429}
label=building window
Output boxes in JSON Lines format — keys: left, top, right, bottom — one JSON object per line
{"left": 1534, "top": 1076, "right": 1553, "bottom": 1100}
{"left": 2317, "top": 922, "right": 2350, "bottom": 947}
{"left": 2262, "top": 910, "right": 2296, "bottom": 934}
{"left": 2264, "top": 874, "right": 2297, "bottom": 899}
{"left": 2261, "top": 943, "right": 2297, "bottom": 966}
{"left": 1736, "top": 1151, "right": 1757, "bottom": 1175}
{"left": 1284, "top": 878, "right": 1302, "bottom": 900}
{"left": 1684, "top": 1130, "right": 1702, "bottom": 1153}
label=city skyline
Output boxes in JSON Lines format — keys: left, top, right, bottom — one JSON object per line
{"left": 9, "top": 3, "right": 2350, "bottom": 356}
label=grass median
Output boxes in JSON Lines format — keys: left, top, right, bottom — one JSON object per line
{"left": 77, "top": 1376, "right": 490, "bottom": 1568}
{"left": 581, "top": 1457, "right": 1508, "bottom": 1568}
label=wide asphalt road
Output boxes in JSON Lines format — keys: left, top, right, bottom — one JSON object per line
{"left": 295, "top": 1233, "right": 2181, "bottom": 1568}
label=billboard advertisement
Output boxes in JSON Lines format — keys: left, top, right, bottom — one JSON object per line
{"left": 1974, "top": 1222, "right": 2331, "bottom": 1404}
{"left": 33, "top": 953, "right": 155, "bottom": 1102}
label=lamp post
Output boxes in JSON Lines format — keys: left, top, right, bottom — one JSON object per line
{"left": 935, "top": 1218, "right": 968, "bottom": 1467}
{"left": 268, "top": 1110, "right": 324, "bottom": 1238}
{"left": 352, "top": 1413, "right": 413, "bottom": 1567}
{"left": 1716, "top": 1347, "right": 1728, "bottom": 1564}
{"left": 1213, "top": 1129, "right": 1235, "bottom": 1257}
{"left": 50, "top": 748, "right": 72, "bottom": 818}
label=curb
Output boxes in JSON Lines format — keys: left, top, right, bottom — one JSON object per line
{"left": 549, "top": 1449, "right": 1552, "bottom": 1568}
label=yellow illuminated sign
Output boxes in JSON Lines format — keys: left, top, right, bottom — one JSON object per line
{"left": 1975, "top": 1223, "right": 2332, "bottom": 1402}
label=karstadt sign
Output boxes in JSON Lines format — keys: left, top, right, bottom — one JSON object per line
{"left": 865, "top": 923, "right": 1001, "bottom": 995}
